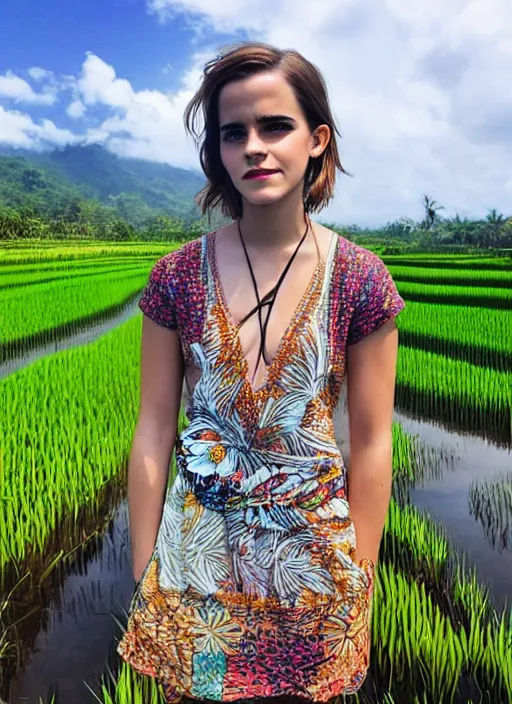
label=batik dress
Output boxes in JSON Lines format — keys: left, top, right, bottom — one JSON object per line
{"left": 117, "top": 230, "right": 405, "bottom": 703}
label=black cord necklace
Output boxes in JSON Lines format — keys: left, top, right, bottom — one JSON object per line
{"left": 237, "top": 215, "right": 311, "bottom": 382}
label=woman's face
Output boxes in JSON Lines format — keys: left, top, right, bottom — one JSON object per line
{"left": 218, "top": 70, "right": 329, "bottom": 209}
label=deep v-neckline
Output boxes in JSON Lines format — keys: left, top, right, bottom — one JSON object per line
{"left": 208, "top": 229, "right": 336, "bottom": 396}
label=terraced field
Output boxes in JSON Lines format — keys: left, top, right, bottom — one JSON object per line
{"left": 1, "top": 241, "right": 511, "bottom": 704}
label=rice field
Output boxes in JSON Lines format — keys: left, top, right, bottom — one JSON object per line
{"left": 396, "top": 302, "right": 510, "bottom": 370}
{"left": 394, "top": 280, "right": 512, "bottom": 308}
{"left": 1, "top": 266, "right": 151, "bottom": 349}
{"left": 382, "top": 255, "right": 512, "bottom": 270}
{"left": 0, "top": 316, "right": 143, "bottom": 569}
{"left": 388, "top": 265, "right": 512, "bottom": 288}
{"left": 1, "top": 238, "right": 511, "bottom": 704}
{"left": 395, "top": 346, "right": 511, "bottom": 443}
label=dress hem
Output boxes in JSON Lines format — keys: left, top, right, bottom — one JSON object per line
{"left": 117, "top": 644, "right": 369, "bottom": 704}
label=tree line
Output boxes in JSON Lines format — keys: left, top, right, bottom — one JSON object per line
{"left": 0, "top": 194, "right": 511, "bottom": 250}
{"left": 0, "top": 204, "right": 209, "bottom": 243}
{"left": 326, "top": 195, "right": 512, "bottom": 252}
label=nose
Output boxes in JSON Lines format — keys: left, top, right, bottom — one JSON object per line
{"left": 244, "top": 127, "right": 267, "bottom": 160}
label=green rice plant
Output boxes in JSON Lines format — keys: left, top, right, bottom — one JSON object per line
{"left": 0, "top": 268, "right": 151, "bottom": 346}
{"left": 397, "top": 302, "right": 511, "bottom": 371}
{"left": 0, "top": 242, "right": 174, "bottom": 266}
{"left": 0, "top": 258, "right": 157, "bottom": 289}
{"left": 451, "top": 555, "right": 492, "bottom": 624}
{"left": 383, "top": 498, "right": 450, "bottom": 582}
{"left": 381, "top": 498, "right": 499, "bottom": 630}
{"left": 372, "top": 561, "right": 511, "bottom": 703}
{"left": 378, "top": 489, "right": 511, "bottom": 701}
{"left": 389, "top": 265, "right": 512, "bottom": 288}
{"left": 396, "top": 281, "right": 512, "bottom": 308}
{"left": 395, "top": 346, "right": 512, "bottom": 444}
{"left": 0, "top": 316, "right": 145, "bottom": 570}
{"left": 391, "top": 421, "right": 419, "bottom": 481}
{"left": 382, "top": 255, "right": 512, "bottom": 270}
{"left": 0, "top": 310, "right": 191, "bottom": 576}
{"left": 85, "top": 661, "right": 165, "bottom": 704}
{"left": 390, "top": 423, "right": 458, "bottom": 490}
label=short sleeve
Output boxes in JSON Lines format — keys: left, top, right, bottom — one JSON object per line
{"left": 138, "top": 254, "right": 178, "bottom": 330}
{"left": 347, "top": 253, "right": 405, "bottom": 345}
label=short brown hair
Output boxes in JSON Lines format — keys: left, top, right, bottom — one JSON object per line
{"left": 183, "top": 41, "right": 351, "bottom": 221}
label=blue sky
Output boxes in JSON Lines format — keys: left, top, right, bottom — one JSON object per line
{"left": 0, "top": 0, "right": 511, "bottom": 227}
{"left": 1, "top": 0, "right": 196, "bottom": 94}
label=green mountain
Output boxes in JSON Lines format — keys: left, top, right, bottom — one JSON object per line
{"left": 0, "top": 144, "right": 207, "bottom": 226}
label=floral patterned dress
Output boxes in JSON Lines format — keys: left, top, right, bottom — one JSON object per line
{"left": 117, "top": 230, "right": 405, "bottom": 703}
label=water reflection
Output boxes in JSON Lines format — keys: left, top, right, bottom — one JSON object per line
{"left": 395, "top": 410, "right": 512, "bottom": 610}
{"left": 9, "top": 502, "right": 133, "bottom": 704}
{"left": 468, "top": 470, "right": 512, "bottom": 553}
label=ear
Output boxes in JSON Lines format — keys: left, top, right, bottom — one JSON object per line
{"left": 310, "top": 124, "right": 330, "bottom": 158}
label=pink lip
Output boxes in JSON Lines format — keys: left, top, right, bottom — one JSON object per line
{"left": 243, "top": 171, "right": 279, "bottom": 180}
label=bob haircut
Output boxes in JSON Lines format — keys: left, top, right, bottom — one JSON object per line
{"left": 183, "top": 41, "right": 351, "bottom": 221}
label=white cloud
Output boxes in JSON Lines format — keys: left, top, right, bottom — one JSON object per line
{"left": 0, "top": 105, "right": 79, "bottom": 148}
{"left": 0, "top": 67, "right": 83, "bottom": 149}
{"left": 0, "top": 71, "right": 57, "bottom": 105}
{"left": 66, "top": 99, "right": 87, "bottom": 119}
{"left": 74, "top": 51, "right": 210, "bottom": 168}
{"left": 78, "top": 53, "right": 133, "bottom": 108}
{"left": 27, "top": 66, "right": 55, "bottom": 82}
{"left": 148, "top": 0, "right": 358, "bottom": 36}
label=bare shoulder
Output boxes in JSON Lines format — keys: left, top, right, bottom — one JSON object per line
{"left": 314, "top": 221, "right": 336, "bottom": 239}
{"left": 209, "top": 220, "right": 236, "bottom": 247}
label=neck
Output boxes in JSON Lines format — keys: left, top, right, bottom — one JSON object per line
{"left": 237, "top": 189, "right": 311, "bottom": 250}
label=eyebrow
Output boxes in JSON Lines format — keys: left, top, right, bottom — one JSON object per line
{"left": 220, "top": 114, "right": 297, "bottom": 132}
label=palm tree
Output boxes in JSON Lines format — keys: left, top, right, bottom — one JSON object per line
{"left": 450, "top": 213, "right": 470, "bottom": 244}
{"left": 485, "top": 208, "right": 506, "bottom": 248}
{"left": 486, "top": 208, "right": 505, "bottom": 225}
{"left": 422, "top": 195, "right": 445, "bottom": 230}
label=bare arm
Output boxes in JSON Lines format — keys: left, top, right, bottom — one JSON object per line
{"left": 129, "top": 315, "right": 184, "bottom": 582}
{"left": 346, "top": 317, "right": 399, "bottom": 566}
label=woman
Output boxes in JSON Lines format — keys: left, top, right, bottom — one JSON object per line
{"left": 117, "top": 40, "right": 405, "bottom": 703}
